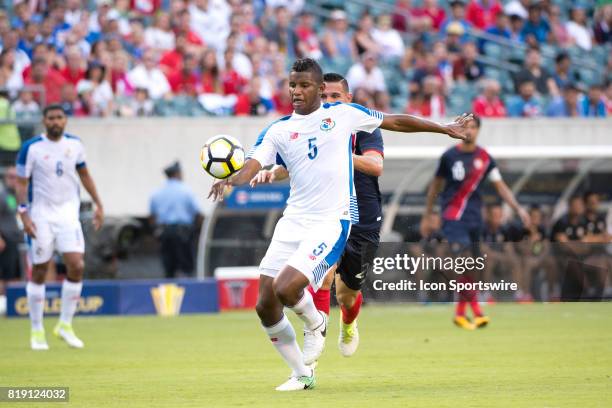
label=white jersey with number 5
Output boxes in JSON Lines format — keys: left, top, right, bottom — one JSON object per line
{"left": 16, "top": 133, "right": 86, "bottom": 223}
{"left": 247, "top": 102, "right": 383, "bottom": 223}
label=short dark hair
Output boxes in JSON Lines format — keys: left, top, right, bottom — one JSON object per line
{"left": 85, "top": 61, "right": 106, "bottom": 80}
{"left": 43, "top": 104, "right": 66, "bottom": 117}
{"left": 486, "top": 202, "right": 502, "bottom": 211}
{"left": 569, "top": 194, "right": 583, "bottom": 204}
{"left": 323, "top": 72, "right": 349, "bottom": 92}
{"left": 470, "top": 113, "right": 481, "bottom": 128}
{"left": 555, "top": 52, "right": 569, "bottom": 64}
{"left": 291, "top": 58, "right": 323, "bottom": 84}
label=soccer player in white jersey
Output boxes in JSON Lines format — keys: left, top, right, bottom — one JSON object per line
{"left": 16, "top": 105, "right": 104, "bottom": 350}
{"left": 209, "top": 58, "right": 471, "bottom": 391}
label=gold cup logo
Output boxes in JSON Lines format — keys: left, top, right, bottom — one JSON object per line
{"left": 150, "top": 284, "right": 185, "bottom": 316}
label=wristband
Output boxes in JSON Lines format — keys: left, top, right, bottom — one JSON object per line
{"left": 17, "top": 204, "right": 28, "bottom": 214}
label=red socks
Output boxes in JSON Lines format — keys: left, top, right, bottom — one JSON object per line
{"left": 308, "top": 286, "right": 363, "bottom": 323}
{"left": 308, "top": 287, "right": 330, "bottom": 316}
{"left": 341, "top": 292, "right": 363, "bottom": 324}
{"left": 456, "top": 300, "right": 467, "bottom": 316}
{"left": 455, "top": 274, "right": 484, "bottom": 317}
{"left": 470, "top": 299, "right": 483, "bottom": 317}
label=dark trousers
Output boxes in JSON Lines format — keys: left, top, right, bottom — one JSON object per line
{"left": 0, "top": 238, "right": 21, "bottom": 281}
{"left": 160, "top": 225, "right": 195, "bottom": 278}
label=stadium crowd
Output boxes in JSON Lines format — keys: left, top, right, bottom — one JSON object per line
{"left": 0, "top": 0, "right": 609, "bottom": 119}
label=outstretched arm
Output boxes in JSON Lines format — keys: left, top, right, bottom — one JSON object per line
{"left": 208, "top": 158, "right": 263, "bottom": 201}
{"left": 380, "top": 113, "right": 472, "bottom": 140}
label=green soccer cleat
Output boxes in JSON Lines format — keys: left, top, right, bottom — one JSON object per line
{"left": 338, "top": 315, "right": 360, "bottom": 357}
{"left": 275, "top": 369, "right": 316, "bottom": 391}
{"left": 54, "top": 322, "right": 84, "bottom": 349}
{"left": 30, "top": 329, "right": 49, "bottom": 351}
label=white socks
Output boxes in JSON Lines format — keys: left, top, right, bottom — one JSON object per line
{"left": 60, "top": 280, "right": 83, "bottom": 325}
{"left": 263, "top": 315, "right": 310, "bottom": 377}
{"left": 26, "top": 282, "right": 45, "bottom": 331}
{"left": 290, "top": 290, "right": 324, "bottom": 330}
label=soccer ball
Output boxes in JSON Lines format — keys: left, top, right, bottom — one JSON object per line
{"left": 200, "top": 135, "right": 245, "bottom": 179}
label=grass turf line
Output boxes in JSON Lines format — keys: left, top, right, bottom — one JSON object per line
{"left": 1, "top": 303, "right": 611, "bottom": 408}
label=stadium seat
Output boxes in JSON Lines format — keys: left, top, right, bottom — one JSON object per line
{"left": 483, "top": 42, "right": 504, "bottom": 59}
{"left": 448, "top": 85, "right": 477, "bottom": 116}
{"left": 577, "top": 68, "right": 601, "bottom": 87}
{"left": 391, "top": 95, "right": 407, "bottom": 112}
{"left": 590, "top": 46, "right": 610, "bottom": 67}
{"left": 508, "top": 47, "right": 526, "bottom": 64}
{"left": 503, "top": 94, "right": 523, "bottom": 117}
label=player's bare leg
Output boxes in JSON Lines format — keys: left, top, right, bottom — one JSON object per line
{"left": 53, "top": 252, "right": 85, "bottom": 348}
{"left": 335, "top": 272, "right": 363, "bottom": 356}
{"left": 256, "top": 274, "right": 315, "bottom": 391}
{"left": 273, "top": 265, "right": 327, "bottom": 367}
{"left": 27, "top": 262, "right": 50, "bottom": 350}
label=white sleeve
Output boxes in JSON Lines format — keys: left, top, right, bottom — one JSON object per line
{"left": 247, "top": 124, "right": 279, "bottom": 167}
{"left": 76, "top": 142, "right": 87, "bottom": 168}
{"left": 488, "top": 167, "right": 502, "bottom": 182}
{"left": 346, "top": 103, "right": 384, "bottom": 134}
{"left": 16, "top": 142, "right": 34, "bottom": 178}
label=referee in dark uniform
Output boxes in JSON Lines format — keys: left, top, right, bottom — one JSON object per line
{"left": 150, "top": 162, "right": 203, "bottom": 278}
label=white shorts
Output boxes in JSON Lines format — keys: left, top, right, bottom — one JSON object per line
{"left": 28, "top": 218, "right": 84, "bottom": 265}
{"left": 259, "top": 216, "right": 351, "bottom": 290}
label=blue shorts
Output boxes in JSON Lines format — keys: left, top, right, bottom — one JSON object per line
{"left": 442, "top": 220, "right": 482, "bottom": 255}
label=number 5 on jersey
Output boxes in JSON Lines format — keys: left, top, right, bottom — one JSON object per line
{"left": 307, "top": 137, "right": 318, "bottom": 160}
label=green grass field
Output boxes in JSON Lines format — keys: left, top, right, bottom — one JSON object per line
{"left": 1, "top": 303, "right": 611, "bottom": 408}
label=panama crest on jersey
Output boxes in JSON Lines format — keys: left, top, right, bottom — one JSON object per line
{"left": 320, "top": 117, "right": 335, "bottom": 131}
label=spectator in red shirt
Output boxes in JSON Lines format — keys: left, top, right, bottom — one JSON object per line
{"left": 24, "top": 57, "right": 67, "bottom": 105}
{"left": 160, "top": 33, "right": 188, "bottom": 75}
{"left": 406, "top": 75, "right": 446, "bottom": 118}
{"left": 200, "top": 49, "right": 222, "bottom": 94}
{"left": 294, "top": 11, "right": 323, "bottom": 60}
{"left": 173, "top": 9, "right": 205, "bottom": 49}
{"left": 61, "top": 48, "right": 86, "bottom": 86}
{"left": 221, "top": 48, "right": 247, "bottom": 95}
{"left": 393, "top": 0, "right": 426, "bottom": 33}
{"left": 21, "top": 43, "right": 57, "bottom": 80}
{"left": 466, "top": 0, "right": 503, "bottom": 30}
{"left": 239, "top": 3, "right": 263, "bottom": 45}
{"left": 110, "top": 51, "right": 134, "bottom": 97}
{"left": 272, "top": 78, "right": 293, "bottom": 115}
{"left": 234, "top": 76, "right": 274, "bottom": 116}
{"left": 415, "top": 0, "right": 447, "bottom": 31}
{"left": 167, "top": 53, "right": 199, "bottom": 97}
{"left": 472, "top": 79, "right": 507, "bottom": 117}
{"left": 452, "top": 41, "right": 484, "bottom": 82}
